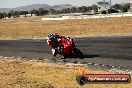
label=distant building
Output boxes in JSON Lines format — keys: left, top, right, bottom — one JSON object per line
{"left": 20, "top": 14, "right": 36, "bottom": 17}
{"left": 26, "top": 14, "right": 36, "bottom": 17}
{"left": 97, "top": 0, "right": 111, "bottom": 11}
{"left": 20, "top": 15, "right": 26, "bottom": 18}
{"left": 62, "top": 13, "right": 83, "bottom": 16}
{"left": 130, "top": 1, "right": 132, "bottom": 12}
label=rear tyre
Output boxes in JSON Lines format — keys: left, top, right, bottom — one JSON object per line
{"left": 73, "top": 48, "right": 84, "bottom": 58}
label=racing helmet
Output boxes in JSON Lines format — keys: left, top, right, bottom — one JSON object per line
{"left": 48, "top": 33, "right": 55, "bottom": 41}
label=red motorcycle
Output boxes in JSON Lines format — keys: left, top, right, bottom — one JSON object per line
{"left": 52, "top": 37, "right": 83, "bottom": 58}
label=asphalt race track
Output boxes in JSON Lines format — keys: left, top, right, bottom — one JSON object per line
{"left": 0, "top": 36, "right": 132, "bottom": 68}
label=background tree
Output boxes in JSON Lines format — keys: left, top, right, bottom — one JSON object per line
{"left": 14, "top": 11, "right": 20, "bottom": 17}
{"left": 108, "top": 9, "right": 118, "bottom": 13}
{"left": 77, "top": 7, "right": 83, "bottom": 13}
{"left": 7, "top": 13, "right": 11, "bottom": 18}
{"left": 30, "top": 9, "right": 39, "bottom": 16}
{"left": 91, "top": 4, "right": 98, "bottom": 12}
{"left": 112, "top": 4, "right": 122, "bottom": 10}
{"left": 3, "top": 12, "right": 7, "bottom": 18}
{"left": 43, "top": 9, "right": 49, "bottom": 15}
{"left": 122, "top": 7, "right": 128, "bottom": 12}
{"left": 49, "top": 9, "right": 56, "bottom": 15}
{"left": 70, "top": 7, "right": 77, "bottom": 13}
{"left": 38, "top": 8, "right": 44, "bottom": 16}
{"left": 101, "top": 10, "right": 107, "bottom": 14}
{"left": 121, "top": 3, "right": 130, "bottom": 12}
{"left": 62, "top": 8, "right": 71, "bottom": 13}
{"left": 0, "top": 13, "right": 4, "bottom": 19}
{"left": 81, "top": 6, "right": 88, "bottom": 13}
{"left": 87, "top": 6, "right": 92, "bottom": 12}
{"left": 20, "top": 11, "right": 28, "bottom": 16}
{"left": 10, "top": 10, "right": 14, "bottom": 17}
{"left": 55, "top": 10, "right": 62, "bottom": 14}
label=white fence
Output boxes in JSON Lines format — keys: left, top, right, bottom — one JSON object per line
{"left": 84, "top": 13, "right": 132, "bottom": 19}
{"left": 42, "top": 18, "right": 67, "bottom": 21}
{"left": 42, "top": 13, "right": 132, "bottom": 21}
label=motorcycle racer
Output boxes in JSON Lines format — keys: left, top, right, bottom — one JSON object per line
{"left": 47, "top": 33, "right": 67, "bottom": 56}
{"left": 47, "top": 33, "right": 83, "bottom": 58}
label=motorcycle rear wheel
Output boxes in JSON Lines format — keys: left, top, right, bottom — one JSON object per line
{"left": 73, "top": 48, "right": 84, "bottom": 58}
